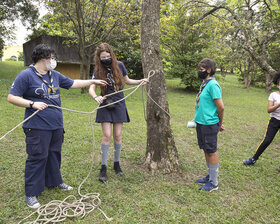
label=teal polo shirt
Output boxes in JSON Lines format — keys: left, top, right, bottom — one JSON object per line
{"left": 194, "top": 79, "right": 222, "bottom": 125}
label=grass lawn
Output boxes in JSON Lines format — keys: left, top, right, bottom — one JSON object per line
{"left": 0, "top": 61, "right": 279, "bottom": 223}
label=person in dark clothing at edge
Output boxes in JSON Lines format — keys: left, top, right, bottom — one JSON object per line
{"left": 243, "top": 70, "right": 280, "bottom": 165}
{"left": 8, "top": 44, "right": 107, "bottom": 209}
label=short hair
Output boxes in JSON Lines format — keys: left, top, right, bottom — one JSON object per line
{"left": 31, "top": 44, "right": 56, "bottom": 64}
{"left": 198, "top": 58, "right": 216, "bottom": 75}
{"left": 272, "top": 70, "right": 280, "bottom": 85}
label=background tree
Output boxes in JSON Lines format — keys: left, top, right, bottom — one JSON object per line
{"left": 141, "top": 0, "right": 180, "bottom": 172}
{"left": 0, "top": 0, "right": 39, "bottom": 56}
{"left": 109, "top": 0, "right": 143, "bottom": 79}
{"left": 161, "top": 2, "right": 210, "bottom": 91}
{"left": 30, "top": 0, "right": 138, "bottom": 87}
{"left": 191, "top": 0, "right": 280, "bottom": 92}
{"left": 160, "top": 1, "right": 232, "bottom": 91}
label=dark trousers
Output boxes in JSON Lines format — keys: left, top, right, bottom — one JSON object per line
{"left": 24, "top": 128, "right": 64, "bottom": 196}
{"left": 253, "top": 117, "right": 280, "bottom": 160}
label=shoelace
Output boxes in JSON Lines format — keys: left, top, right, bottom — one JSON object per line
{"left": 27, "top": 197, "right": 38, "bottom": 205}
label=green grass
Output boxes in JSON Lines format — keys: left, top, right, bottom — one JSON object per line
{"left": 0, "top": 62, "right": 279, "bottom": 223}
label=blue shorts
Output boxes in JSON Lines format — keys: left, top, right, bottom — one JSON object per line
{"left": 196, "top": 122, "right": 220, "bottom": 153}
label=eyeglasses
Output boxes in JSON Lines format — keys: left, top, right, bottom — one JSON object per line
{"left": 47, "top": 56, "right": 57, "bottom": 60}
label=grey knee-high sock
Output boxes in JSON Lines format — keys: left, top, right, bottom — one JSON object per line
{"left": 101, "top": 144, "right": 109, "bottom": 165}
{"left": 209, "top": 163, "right": 219, "bottom": 186}
{"left": 114, "top": 143, "right": 122, "bottom": 162}
{"left": 206, "top": 162, "right": 210, "bottom": 176}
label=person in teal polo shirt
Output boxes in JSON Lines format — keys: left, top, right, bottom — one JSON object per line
{"left": 194, "top": 58, "right": 225, "bottom": 192}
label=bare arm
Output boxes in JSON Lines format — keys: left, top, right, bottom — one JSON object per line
{"left": 70, "top": 79, "right": 107, "bottom": 89}
{"left": 267, "top": 100, "right": 280, "bottom": 113}
{"left": 89, "top": 84, "right": 105, "bottom": 104}
{"left": 7, "top": 94, "right": 48, "bottom": 111}
{"left": 123, "top": 76, "right": 149, "bottom": 85}
{"left": 214, "top": 98, "right": 225, "bottom": 131}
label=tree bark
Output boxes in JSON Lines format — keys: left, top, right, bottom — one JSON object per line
{"left": 141, "top": 0, "right": 180, "bottom": 173}
{"left": 245, "top": 44, "right": 275, "bottom": 92}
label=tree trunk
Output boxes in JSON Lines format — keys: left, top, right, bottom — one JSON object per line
{"left": 220, "top": 67, "right": 225, "bottom": 81}
{"left": 245, "top": 43, "right": 276, "bottom": 92}
{"left": 243, "top": 59, "right": 250, "bottom": 88}
{"left": 264, "top": 71, "right": 272, "bottom": 92}
{"left": 141, "top": 0, "right": 180, "bottom": 173}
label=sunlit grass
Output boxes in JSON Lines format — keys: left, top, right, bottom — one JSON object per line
{"left": 0, "top": 63, "right": 279, "bottom": 223}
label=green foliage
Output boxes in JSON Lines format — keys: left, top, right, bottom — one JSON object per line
{"left": 29, "top": 0, "right": 141, "bottom": 80}
{"left": 0, "top": 38, "right": 4, "bottom": 58}
{"left": 0, "top": 0, "right": 39, "bottom": 52}
{"left": 1, "top": 64, "right": 280, "bottom": 223}
{"left": 5, "top": 57, "right": 17, "bottom": 62}
{"left": 109, "top": 0, "right": 143, "bottom": 79}
{"left": 160, "top": 2, "right": 227, "bottom": 91}
{"left": 17, "top": 52, "right": 24, "bottom": 61}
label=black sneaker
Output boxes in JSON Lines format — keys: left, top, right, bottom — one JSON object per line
{"left": 25, "top": 196, "right": 40, "bottom": 209}
{"left": 99, "top": 165, "right": 107, "bottom": 182}
{"left": 58, "top": 183, "right": 73, "bottom": 190}
{"left": 114, "top": 162, "right": 124, "bottom": 176}
{"left": 243, "top": 157, "right": 256, "bottom": 165}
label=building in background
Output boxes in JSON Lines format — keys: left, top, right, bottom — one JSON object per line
{"left": 1, "top": 45, "right": 23, "bottom": 61}
{"left": 23, "top": 35, "right": 85, "bottom": 79}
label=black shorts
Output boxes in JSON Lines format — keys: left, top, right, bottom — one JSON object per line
{"left": 196, "top": 122, "right": 220, "bottom": 153}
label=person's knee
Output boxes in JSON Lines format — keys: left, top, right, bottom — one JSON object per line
{"left": 114, "top": 134, "right": 122, "bottom": 144}
{"left": 206, "top": 152, "right": 216, "bottom": 157}
{"left": 102, "top": 133, "right": 111, "bottom": 144}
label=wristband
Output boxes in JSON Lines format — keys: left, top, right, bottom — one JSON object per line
{"left": 29, "top": 101, "right": 34, "bottom": 108}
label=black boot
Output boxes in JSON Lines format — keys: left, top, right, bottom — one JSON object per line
{"left": 114, "top": 162, "right": 124, "bottom": 176}
{"left": 99, "top": 165, "right": 107, "bottom": 182}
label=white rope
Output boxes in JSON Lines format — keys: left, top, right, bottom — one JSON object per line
{"left": 0, "top": 70, "right": 170, "bottom": 223}
{"left": 0, "top": 110, "right": 40, "bottom": 141}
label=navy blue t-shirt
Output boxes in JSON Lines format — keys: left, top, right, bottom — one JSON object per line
{"left": 9, "top": 67, "right": 74, "bottom": 130}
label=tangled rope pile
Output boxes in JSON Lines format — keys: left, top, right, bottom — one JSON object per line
{"left": 1, "top": 70, "right": 169, "bottom": 224}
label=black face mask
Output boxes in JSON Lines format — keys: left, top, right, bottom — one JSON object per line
{"left": 101, "top": 58, "right": 112, "bottom": 67}
{"left": 198, "top": 70, "right": 209, "bottom": 79}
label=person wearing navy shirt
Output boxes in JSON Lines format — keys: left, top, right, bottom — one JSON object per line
{"left": 8, "top": 44, "right": 107, "bottom": 209}
{"left": 89, "top": 43, "right": 148, "bottom": 182}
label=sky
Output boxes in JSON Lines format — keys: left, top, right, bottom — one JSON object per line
{"left": 5, "top": 4, "right": 48, "bottom": 46}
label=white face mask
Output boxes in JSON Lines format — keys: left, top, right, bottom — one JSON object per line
{"left": 46, "top": 59, "right": 57, "bottom": 71}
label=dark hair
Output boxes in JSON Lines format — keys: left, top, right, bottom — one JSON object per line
{"left": 272, "top": 70, "right": 280, "bottom": 85}
{"left": 198, "top": 58, "right": 216, "bottom": 75}
{"left": 31, "top": 44, "right": 56, "bottom": 64}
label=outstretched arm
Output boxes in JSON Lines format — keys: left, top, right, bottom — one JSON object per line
{"left": 123, "top": 76, "right": 149, "bottom": 85}
{"left": 71, "top": 79, "right": 107, "bottom": 89}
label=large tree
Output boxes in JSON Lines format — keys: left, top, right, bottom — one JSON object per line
{"left": 191, "top": 0, "right": 280, "bottom": 92}
{"left": 38, "top": 0, "right": 135, "bottom": 87}
{"left": 141, "top": 0, "right": 180, "bottom": 172}
{"left": 0, "top": 0, "right": 39, "bottom": 56}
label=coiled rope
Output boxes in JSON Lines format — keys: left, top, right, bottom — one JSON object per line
{"left": 0, "top": 70, "right": 175, "bottom": 224}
